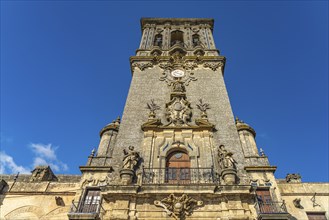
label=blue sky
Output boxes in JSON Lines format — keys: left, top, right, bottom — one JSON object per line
{"left": 1, "top": 1, "right": 328, "bottom": 182}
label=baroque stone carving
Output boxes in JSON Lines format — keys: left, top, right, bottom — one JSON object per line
{"left": 203, "top": 61, "right": 223, "bottom": 71}
{"left": 165, "top": 91, "right": 192, "bottom": 126}
{"left": 146, "top": 99, "right": 161, "bottom": 119}
{"left": 159, "top": 71, "right": 196, "bottom": 87}
{"left": 120, "top": 146, "right": 140, "bottom": 185}
{"left": 122, "top": 146, "right": 140, "bottom": 170}
{"left": 218, "top": 145, "right": 237, "bottom": 169}
{"left": 293, "top": 198, "right": 303, "bottom": 209}
{"left": 218, "top": 145, "right": 238, "bottom": 185}
{"left": 154, "top": 194, "right": 203, "bottom": 220}
{"left": 81, "top": 175, "right": 111, "bottom": 187}
{"left": 165, "top": 98, "right": 192, "bottom": 126}
{"left": 132, "top": 62, "right": 154, "bottom": 71}
{"left": 285, "top": 173, "right": 301, "bottom": 183}
{"left": 195, "top": 99, "right": 215, "bottom": 129}
{"left": 196, "top": 99, "right": 210, "bottom": 119}
{"left": 30, "top": 166, "right": 57, "bottom": 182}
{"left": 142, "top": 99, "right": 163, "bottom": 130}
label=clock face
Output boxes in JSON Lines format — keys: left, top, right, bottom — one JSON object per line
{"left": 171, "top": 69, "right": 185, "bottom": 78}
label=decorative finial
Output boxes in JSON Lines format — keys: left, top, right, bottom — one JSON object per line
{"left": 114, "top": 116, "right": 121, "bottom": 123}
{"left": 146, "top": 99, "right": 160, "bottom": 119}
{"left": 90, "top": 148, "right": 95, "bottom": 157}
{"left": 259, "top": 148, "right": 265, "bottom": 156}
{"left": 196, "top": 99, "right": 210, "bottom": 119}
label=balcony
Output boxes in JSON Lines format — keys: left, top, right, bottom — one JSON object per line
{"left": 68, "top": 200, "right": 102, "bottom": 220}
{"left": 255, "top": 201, "right": 290, "bottom": 220}
{"left": 142, "top": 167, "right": 219, "bottom": 185}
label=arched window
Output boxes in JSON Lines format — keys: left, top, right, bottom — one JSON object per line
{"left": 165, "top": 151, "right": 190, "bottom": 184}
{"left": 192, "top": 34, "right": 201, "bottom": 47}
{"left": 153, "top": 34, "right": 162, "bottom": 47}
{"left": 170, "top": 30, "right": 184, "bottom": 47}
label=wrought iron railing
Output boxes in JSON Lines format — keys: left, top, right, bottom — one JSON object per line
{"left": 255, "top": 200, "right": 288, "bottom": 214}
{"left": 69, "top": 200, "right": 102, "bottom": 215}
{"left": 142, "top": 167, "right": 219, "bottom": 184}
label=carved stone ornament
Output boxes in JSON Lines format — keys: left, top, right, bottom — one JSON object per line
{"left": 154, "top": 194, "right": 203, "bottom": 220}
{"left": 165, "top": 95, "right": 192, "bottom": 127}
{"left": 146, "top": 99, "right": 161, "bottom": 119}
{"left": 142, "top": 99, "right": 163, "bottom": 130}
{"left": 203, "top": 61, "right": 223, "bottom": 71}
{"left": 132, "top": 62, "right": 154, "bottom": 71}
{"left": 285, "top": 173, "right": 301, "bottom": 183}
{"left": 159, "top": 71, "right": 197, "bottom": 88}
{"left": 196, "top": 99, "right": 210, "bottom": 119}
{"left": 218, "top": 145, "right": 237, "bottom": 170}
{"left": 293, "top": 198, "right": 303, "bottom": 209}
{"left": 81, "top": 175, "right": 111, "bottom": 187}
{"left": 30, "top": 166, "right": 57, "bottom": 182}
{"left": 120, "top": 146, "right": 141, "bottom": 185}
{"left": 122, "top": 146, "right": 140, "bottom": 170}
{"left": 218, "top": 145, "right": 238, "bottom": 185}
{"left": 158, "top": 52, "right": 201, "bottom": 71}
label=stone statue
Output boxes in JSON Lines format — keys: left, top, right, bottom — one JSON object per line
{"left": 218, "top": 145, "right": 237, "bottom": 169}
{"left": 122, "top": 146, "right": 140, "bottom": 170}
{"left": 218, "top": 145, "right": 238, "bottom": 184}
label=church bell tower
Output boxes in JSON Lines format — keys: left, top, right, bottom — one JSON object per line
{"left": 69, "top": 18, "right": 289, "bottom": 220}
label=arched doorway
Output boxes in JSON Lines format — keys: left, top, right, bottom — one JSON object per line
{"left": 165, "top": 151, "right": 190, "bottom": 184}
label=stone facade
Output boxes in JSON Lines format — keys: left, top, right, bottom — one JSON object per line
{"left": 0, "top": 18, "right": 328, "bottom": 220}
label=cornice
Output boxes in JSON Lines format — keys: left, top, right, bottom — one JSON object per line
{"left": 130, "top": 55, "right": 226, "bottom": 74}
{"left": 244, "top": 166, "right": 277, "bottom": 172}
{"left": 79, "top": 166, "right": 113, "bottom": 172}
{"left": 140, "top": 18, "right": 214, "bottom": 31}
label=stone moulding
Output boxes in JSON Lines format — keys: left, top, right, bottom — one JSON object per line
{"left": 141, "top": 123, "right": 215, "bottom": 131}
{"left": 244, "top": 166, "right": 277, "bottom": 172}
{"left": 79, "top": 166, "right": 113, "bottom": 172}
{"left": 130, "top": 55, "right": 226, "bottom": 73}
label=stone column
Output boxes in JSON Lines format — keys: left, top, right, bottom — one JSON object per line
{"left": 139, "top": 24, "right": 150, "bottom": 49}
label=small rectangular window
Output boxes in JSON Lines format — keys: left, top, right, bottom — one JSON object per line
{"left": 79, "top": 189, "right": 101, "bottom": 213}
{"left": 307, "top": 212, "right": 327, "bottom": 220}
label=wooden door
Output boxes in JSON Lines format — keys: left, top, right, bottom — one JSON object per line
{"left": 166, "top": 151, "right": 190, "bottom": 184}
{"left": 256, "top": 189, "right": 273, "bottom": 213}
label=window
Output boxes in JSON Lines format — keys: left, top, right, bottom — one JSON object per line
{"left": 79, "top": 189, "right": 101, "bottom": 213}
{"left": 170, "top": 30, "right": 184, "bottom": 47}
{"left": 153, "top": 34, "right": 162, "bottom": 47}
{"left": 192, "top": 34, "right": 200, "bottom": 47}
{"left": 307, "top": 213, "right": 327, "bottom": 220}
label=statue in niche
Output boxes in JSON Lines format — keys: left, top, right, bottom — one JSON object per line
{"left": 218, "top": 145, "right": 237, "bottom": 169}
{"left": 122, "top": 146, "right": 140, "bottom": 170}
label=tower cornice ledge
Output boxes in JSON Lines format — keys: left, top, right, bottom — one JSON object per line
{"left": 244, "top": 166, "right": 277, "bottom": 172}
{"left": 130, "top": 55, "right": 226, "bottom": 74}
{"left": 141, "top": 17, "right": 214, "bottom": 31}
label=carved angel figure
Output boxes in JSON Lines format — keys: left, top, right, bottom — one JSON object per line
{"left": 122, "top": 146, "right": 140, "bottom": 170}
{"left": 218, "top": 145, "right": 237, "bottom": 169}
